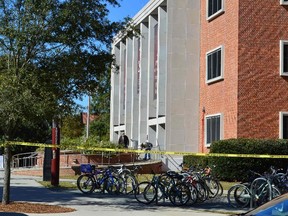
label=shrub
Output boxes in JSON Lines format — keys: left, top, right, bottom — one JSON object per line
{"left": 183, "top": 138, "right": 288, "bottom": 182}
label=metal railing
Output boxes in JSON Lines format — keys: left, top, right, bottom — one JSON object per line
{"left": 12, "top": 152, "right": 39, "bottom": 168}
{"left": 11, "top": 151, "right": 140, "bottom": 169}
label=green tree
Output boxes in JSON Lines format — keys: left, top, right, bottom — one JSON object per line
{"left": 61, "top": 114, "right": 84, "bottom": 138}
{"left": 88, "top": 66, "right": 111, "bottom": 140}
{"left": 89, "top": 113, "right": 110, "bottom": 141}
{"left": 0, "top": 0, "right": 126, "bottom": 204}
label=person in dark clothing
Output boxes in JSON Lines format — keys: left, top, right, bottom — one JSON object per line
{"left": 118, "top": 133, "right": 129, "bottom": 148}
{"left": 140, "top": 141, "right": 153, "bottom": 160}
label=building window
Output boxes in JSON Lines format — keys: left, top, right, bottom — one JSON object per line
{"left": 205, "top": 114, "right": 222, "bottom": 146}
{"left": 280, "top": 40, "right": 288, "bottom": 76}
{"left": 206, "top": 46, "right": 224, "bottom": 83}
{"left": 207, "top": 0, "right": 224, "bottom": 21}
{"left": 280, "top": 0, "right": 288, "bottom": 5}
{"left": 279, "top": 112, "right": 288, "bottom": 139}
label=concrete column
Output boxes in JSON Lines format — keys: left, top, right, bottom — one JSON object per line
{"left": 148, "top": 15, "right": 158, "bottom": 120}
{"left": 157, "top": 123, "right": 165, "bottom": 152}
{"left": 110, "top": 45, "right": 120, "bottom": 141}
{"left": 156, "top": 5, "right": 167, "bottom": 152}
{"left": 125, "top": 37, "right": 133, "bottom": 139}
{"left": 138, "top": 23, "right": 149, "bottom": 144}
{"left": 148, "top": 125, "right": 157, "bottom": 159}
{"left": 157, "top": 5, "right": 167, "bottom": 118}
{"left": 166, "top": 0, "right": 200, "bottom": 154}
{"left": 130, "top": 36, "right": 141, "bottom": 144}
{"left": 119, "top": 42, "right": 126, "bottom": 126}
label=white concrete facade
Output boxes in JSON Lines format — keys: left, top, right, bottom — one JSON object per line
{"left": 110, "top": 0, "right": 200, "bottom": 169}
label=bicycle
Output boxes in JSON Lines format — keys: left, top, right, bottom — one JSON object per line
{"left": 134, "top": 169, "right": 191, "bottom": 206}
{"left": 77, "top": 164, "right": 122, "bottom": 194}
{"left": 227, "top": 169, "right": 281, "bottom": 208}
{"left": 181, "top": 164, "right": 223, "bottom": 202}
{"left": 269, "top": 166, "right": 288, "bottom": 194}
{"left": 112, "top": 164, "right": 142, "bottom": 195}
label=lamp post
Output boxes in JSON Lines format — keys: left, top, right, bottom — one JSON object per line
{"left": 51, "top": 119, "right": 60, "bottom": 186}
{"left": 86, "top": 95, "right": 90, "bottom": 139}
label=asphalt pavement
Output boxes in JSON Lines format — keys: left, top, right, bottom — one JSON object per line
{"left": 0, "top": 169, "right": 247, "bottom": 216}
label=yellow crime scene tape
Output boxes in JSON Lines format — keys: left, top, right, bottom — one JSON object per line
{"left": 0, "top": 141, "right": 288, "bottom": 159}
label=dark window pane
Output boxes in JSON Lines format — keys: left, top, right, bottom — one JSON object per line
{"left": 207, "top": 118, "right": 211, "bottom": 144}
{"left": 284, "top": 44, "right": 288, "bottom": 73}
{"left": 212, "top": 52, "right": 217, "bottom": 78}
{"left": 217, "top": 0, "right": 222, "bottom": 11}
{"left": 283, "top": 116, "right": 288, "bottom": 139}
{"left": 216, "top": 50, "right": 221, "bottom": 77}
{"left": 208, "top": 53, "right": 212, "bottom": 79}
{"left": 215, "top": 117, "right": 220, "bottom": 140}
{"left": 207, "top": 48, "right": 222, "bottom": 81}
{"left": 208, "top": 0, "right": 222, "bottom": 17}
{"left": 207, "top": 55, "right": 212, "bottom": 80}
{"left": 206, "top": 115, "right": 221, "bottom": 144}
{"left": 208, "top": 0, "right": 213, "bottom": 17}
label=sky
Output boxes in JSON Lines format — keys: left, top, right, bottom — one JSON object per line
{"left": 108, "top": 0, "right": 149, "bottom": 21}
{"left": 75, "top": 0, "right": 149, "bottom": 111}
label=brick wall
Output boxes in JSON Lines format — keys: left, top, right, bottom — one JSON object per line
{"left": 238, "top": 0, "right": 288, "bottom": 138}
{"left": 36, "top": 152, "right": 138, "bottom": 168}
{"left": 199, "top": 0, "right": 239, "bottom": 152}
{"left": 199, "top": 0, "right": 288, "bottom": 152}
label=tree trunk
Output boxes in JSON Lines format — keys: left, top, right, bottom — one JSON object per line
{"left": 2, "top": 146, "right": 11, "bottom": 205}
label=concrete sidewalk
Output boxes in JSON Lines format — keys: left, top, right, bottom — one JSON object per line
{"left": 0, "top": 169, "right": 246, "bottom": 216}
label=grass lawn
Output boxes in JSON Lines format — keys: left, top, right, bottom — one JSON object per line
{"left": 39, "top": 174, "right": 238, "bottom": 191}
{"left": 38, "top": 181, "right": 77, "bottom": 190}
{"left": 220, "top": 181, "right": 238, "bottom": 190}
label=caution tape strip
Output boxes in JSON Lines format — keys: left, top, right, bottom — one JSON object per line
{"left": 1, "top": 141, "right": 288, "bottom": 159}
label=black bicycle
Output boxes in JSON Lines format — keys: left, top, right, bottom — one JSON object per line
{"left": 134, "top": 169, "right": 191, "bottom": 206}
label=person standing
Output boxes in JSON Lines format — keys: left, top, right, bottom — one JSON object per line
{"left": 140, "top": 141, "right": 153, "bottom": 160}
{"left": 118, "top": 133, "right": 129, "bottom": 148}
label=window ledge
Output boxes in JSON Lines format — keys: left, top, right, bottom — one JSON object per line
{"left": 206, "top": 77, "right": 224, "bottom": 85}
{"left": 207, "top": 10, "right": 225, "bottom": 22}
{"left": 205, "top": 144, "right": 211, "bottom": 148}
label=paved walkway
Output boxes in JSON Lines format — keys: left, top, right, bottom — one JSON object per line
{"left": 0, "top": 169, "right": 247, "bottom": 216}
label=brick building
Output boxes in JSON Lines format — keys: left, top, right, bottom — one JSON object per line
{"left": 110, "top": 0, "right": 288, "bottom": 168}
{"left": 199, "top": 0, "right": 288, "bottom": 152}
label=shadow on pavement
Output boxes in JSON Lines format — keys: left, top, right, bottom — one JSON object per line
{"left": 0, "top": 213, "right": 28, "bottom": 216}
{"left": 0, "top": 183, "right": 246, "bottom": 215}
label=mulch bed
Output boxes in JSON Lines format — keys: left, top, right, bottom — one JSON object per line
{"left": 0, "top": 202, "right": 76, "bottom": 213}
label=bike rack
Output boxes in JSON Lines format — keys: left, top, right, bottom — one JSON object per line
{"left": 250, "top": 177, "right": 272, "bottom": 209}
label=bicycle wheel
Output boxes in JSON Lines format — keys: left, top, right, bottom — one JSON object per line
{"left": 156, "top": 183, "right": 168, "bottom": 203}
{"left": 271, "top": 186, "right": 281, "bottom": 199}
{"left": 255, "top": 184, "right": 281, "bottom": 206}
{"left": 159, "top": 173, "right": 175, "bottom": 193}
{"left": 103, "top": 176, "right": 121, "bottom": 194}
{"left": 204, "top": 177, "right": 220, "bottom": 198}
{"left": 227, "top": 184, "right": 250, "bottom": 208}
{"left": 77, "top": 174, "right": 95, "bottom": 194}
{"left": 194, "top": 181, "right": 209, "bottom": 202}
{"left": 218, "top": 181, "right": 224, "bottom": 197}
{"left": 169, "top": 182, "right": 190, "bottom": 206}
{"left": 116, "top": 175, "right": 126, "bottom": 194}
{"left": 272, "top": 173, "right": 288, "bottom": 194}
{"left": 251, "top": 178, "right": 274, "bottom": 206}
{"left": 121, "top": 173, "right": 137, "bottom": 195}
{"left": 187, "top": 183, "right": 198, "bottom": 205}
{"left": 134, "top": 181, "right": 156, "bottom": 204}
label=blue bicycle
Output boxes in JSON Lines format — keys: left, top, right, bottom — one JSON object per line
{"left": 77, "top": 164, "right": 122, "bottom": 194}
